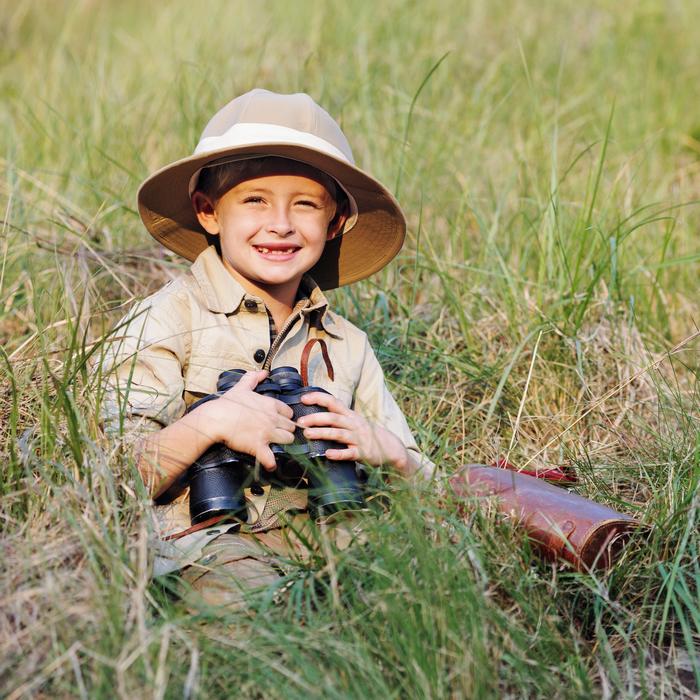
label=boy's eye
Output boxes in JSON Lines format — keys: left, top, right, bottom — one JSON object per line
{"left": 242, "top": 196, "right": 265, "bottom": 204}
{"left": 296, "top": 200, "right": 321, "bottom": 208}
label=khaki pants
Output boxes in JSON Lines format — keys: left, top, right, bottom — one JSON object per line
{"left": 180, "top": 512, "right": 361, "bottom": 610}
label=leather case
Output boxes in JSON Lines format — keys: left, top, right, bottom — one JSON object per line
{"left": 449, "top": 465, "right": 641, "bottom": 570}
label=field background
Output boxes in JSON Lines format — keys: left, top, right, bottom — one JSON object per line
{"left": 1, "top": 0, "right": 699, "bottom": 697}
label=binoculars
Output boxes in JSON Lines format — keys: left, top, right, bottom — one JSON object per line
{"left": 186, "top": 366, "right": 367, "bottom": 525}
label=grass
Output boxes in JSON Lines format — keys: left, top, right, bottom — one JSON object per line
{"left": 1, "top": 0, "right": 699, "bottom": 697}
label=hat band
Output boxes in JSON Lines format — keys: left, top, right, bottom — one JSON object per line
{"left": 194, "top": 122, "right": 354, "bottom": 164}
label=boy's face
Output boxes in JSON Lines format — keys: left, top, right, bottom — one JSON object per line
{"left": 193, "top": 163, "right": 342, "bottom": 301}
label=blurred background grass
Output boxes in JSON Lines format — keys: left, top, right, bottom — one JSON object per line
{"left": 1, "top": 0, "right": 698, "bottom": 697}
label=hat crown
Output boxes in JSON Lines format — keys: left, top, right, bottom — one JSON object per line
{"left": 198, "top": 89, "right": 355, "bottom": 164}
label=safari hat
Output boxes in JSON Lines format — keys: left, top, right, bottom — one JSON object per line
{"left": 137, "top": 89, "right": 406, "bottom": 289}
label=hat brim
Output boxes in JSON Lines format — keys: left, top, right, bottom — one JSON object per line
{"left": 137, "top": 144, "right": 406, "bottom": 290}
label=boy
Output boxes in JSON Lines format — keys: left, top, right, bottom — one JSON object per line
{"left": 104, "top": 89, "right": 433, "bottom": 607}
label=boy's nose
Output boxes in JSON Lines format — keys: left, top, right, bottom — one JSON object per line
{"left": 265, "top": 206, "right": 294, "bottom": 236}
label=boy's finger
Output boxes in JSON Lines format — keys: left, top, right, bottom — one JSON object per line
{"left": 232, "top": 370, "right": 268, "bottom": 392}
{"left": 303, "top": 426, "right": 352, "bottom": 444}
{"left": 273, "top": 400, "right": 294, "bottom": 419}
{"left": 300, "top": 391, "right": 350, "bottom": 414}
{"left": 296, "top": 412, "right": 353, "bottom": 429}
{"left": 272, "top": 427, "right": 295, "bottom": 445}
{"left": 276, "top": 416, "right": 297, "bottom": 432}
{"left": 256, "top": 447, "right": 277, "bottom": 472}
{"left": 324, "top": 447, "right": 359, "bottom": 462}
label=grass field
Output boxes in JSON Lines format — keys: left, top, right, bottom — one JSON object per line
{"left": 1, "top": 0, "right": 699, "bottom": 697}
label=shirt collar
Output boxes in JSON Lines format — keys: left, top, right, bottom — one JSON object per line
{"left": 190, "top": 246, "right": 334, "bottom": 329}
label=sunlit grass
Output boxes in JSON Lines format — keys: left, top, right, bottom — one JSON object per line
{"left": 1, "top": 0, "right": 698, "bottom": 697}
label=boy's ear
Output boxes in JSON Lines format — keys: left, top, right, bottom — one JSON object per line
{"left": 192, "top": 192, "right": 220, "bottom": 235}
{"left": 326, "top": 210, "right": 347, "bottom": 241}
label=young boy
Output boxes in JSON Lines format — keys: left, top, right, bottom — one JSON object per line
{"left": 103, "top": 89, "right": 433, "bottom": 607}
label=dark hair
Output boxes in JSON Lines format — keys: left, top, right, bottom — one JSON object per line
{"left": 195, "top": 156, "right": 350, "bottom": 225}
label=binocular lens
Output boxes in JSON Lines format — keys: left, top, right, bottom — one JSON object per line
{"left": 217, "top": 369, "right": 247, "bottom": 392}
{"left": 189, "top": 448, "right": 248, "bottom": 524}
{"left": 307, "top": 459, "right": 365, "bottom": 519}
{"left": 269, "top": 366, "right": 303, "bottom": 390}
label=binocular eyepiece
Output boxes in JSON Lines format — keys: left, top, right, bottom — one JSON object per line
{"left": 186, "top": 366, "right": 367, "bottom": 525}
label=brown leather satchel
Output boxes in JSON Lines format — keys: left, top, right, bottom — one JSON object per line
{"left": 449, "top": 465, "right": 641, "bottom": 570}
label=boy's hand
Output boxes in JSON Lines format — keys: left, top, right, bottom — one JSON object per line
{"left": 196, "top": 370, "right": 296, "bottom": 471}
{"left": 297, "top": 392, "right": 409, "bottom": 472}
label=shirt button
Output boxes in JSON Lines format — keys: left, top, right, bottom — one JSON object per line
{"left": 243, "top": 299, "right": 257, "bottom": 311}
{"left": 253, "top": 349, "right": 266, "bottom": 363}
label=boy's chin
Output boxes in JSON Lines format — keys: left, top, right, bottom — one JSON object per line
{"left": 249, "top": 273, "right": 305, "bottom": 291}
{"left": 222, "top": 259, "right": 303, "bottom": 290}
{"left": 260, "top": 277, "right": 303, "bottom": 289}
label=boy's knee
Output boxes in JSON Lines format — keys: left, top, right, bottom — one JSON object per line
{"left": 181, "top": 550, "right": 282, "bottom": 611}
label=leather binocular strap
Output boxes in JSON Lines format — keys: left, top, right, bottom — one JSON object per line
{"left": 300, "top": 337, "right": 334, "bottom": 386}
{"left": 163, "top": 513, "right": 234, "bottom": 541}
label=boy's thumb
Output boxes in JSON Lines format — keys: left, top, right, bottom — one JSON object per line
{"left": 234, "top": 370, "right": 267, "bottom": 391}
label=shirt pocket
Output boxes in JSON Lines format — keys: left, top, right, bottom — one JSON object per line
{"left": 183, "top": 363, "right": 222, "bottom": 396}
{"left": 186, "top": 332, "right": 255, "bottom": 395}
{"left": 329, "top": 384, "right": 354, "bottom": 409}
{"left": 301, "top": 349, "right": 356, "bottom": 409}
{"left": 310, "top": 372, "right": 355, "bottom": 410}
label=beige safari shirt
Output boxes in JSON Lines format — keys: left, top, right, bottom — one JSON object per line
{"left": 102, "top": 246, "right": 433, "bottom": 572}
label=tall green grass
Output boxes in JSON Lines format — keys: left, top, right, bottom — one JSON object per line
{"left": 1, "top": 0, "right": 698, "bottom": 697}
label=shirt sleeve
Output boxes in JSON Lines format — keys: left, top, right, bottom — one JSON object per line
{"left": 352, "top": 334, "right": 435, "bottom": 479}
{"left": 99, "top": 286, "right": 190, "bottom": 438}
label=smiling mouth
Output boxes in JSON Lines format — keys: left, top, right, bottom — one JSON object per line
{"left": 253, "top": 245, "right": 300, "bottom": 255}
